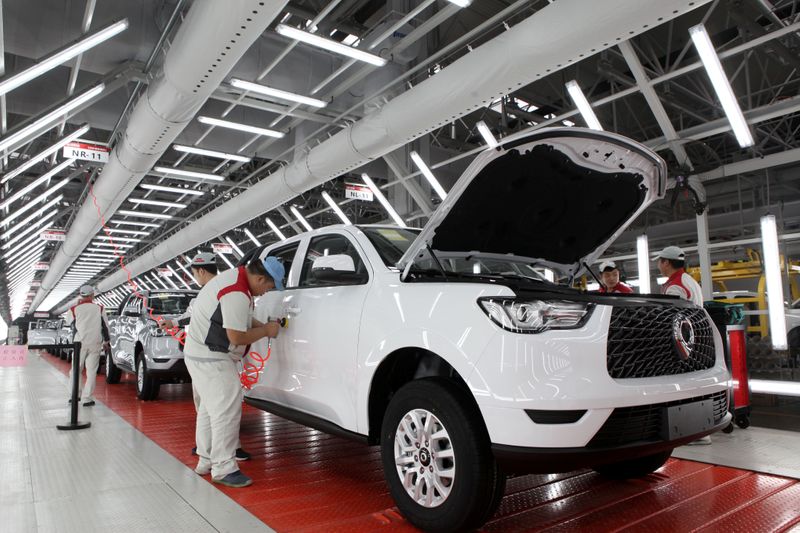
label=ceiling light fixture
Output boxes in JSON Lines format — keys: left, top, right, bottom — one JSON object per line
{"left": 168, "top": 265, "right": 192, "bottom": 289}
{"left": 94, "top": 236, "right": 142, "bottom": 243}
{"left": 275, "top": 24, "right": 387, "bottom": 67}
{"left": 0, "top": 85, "right": 104, "bottom": 154}
{"left": 225, "top": 236, "right": 244, "bottom": 257}
{"left": 118, "top": 209, "right": 173, "bottom": 220}
{"left": 321, "top": 191, "right": 352, "bottom": 224}
{"left": 636, "top": 234, "right": 651, "bottom": 294}
{"left": 475, "top": 120, "right": 498, "bottom": 148}
{"left": 104, "top": 229, "right": 149, "bottom": 236}
{"left": 129, "top": 198, "right": 187, "bottom": 209}
{"left": 216, "top": 250, "right": 235, "bottom": 269}
{"left": 266, "top": 218, "right": 287, "bottom": 241}
{"left": 197, "top": 116, "right": 285, "bottom": 139}
{"left": 1, "top": 211, "right": 58, "bottom": 250}
{"left": 1, "top": 178, "right": 71, "bottom": 226}
{"left": 290, "top": 206, "right": 313, "bottom": 231}
{"left": 362, "top": 173, "right": 406, "bottom": 227}
{"left": 230, "top": 78, "right": 327, "bottom": 108}
{"left": 565, "top": 80, "right": 603, "bottom": 131}
{"left": 1, "top": 195, "right": 63, "bottom": 240}
{"left": 172, "top": 144, "right": 251, "bottom": 163}
{"left": 409, "top": 151, "right": 447, "bottom": 200}
{"left": 152, "top": 166, "right": 224, "bottom": 182}
{"left": 139, "top": 184, "right": 204, "bottom": 196}
{"left": 243, "top": 228, "right": 261, "bottom": 246}
{"left": 0, "top": 20, "right": 127, "bottom": 97}
{"left": 110, "top": 220, "right": 161, "bottom": 228}
{"left": 689, "top": 24, "right": 754, "bottom": 148}
{"left": 1, "top": 124, "right": 88, "bottom": 184}
{"left": 761, "top": 215, "right": 787, "bottom": 349}
{"left": 0, "top": 158, "right": 74, "bottom": 210}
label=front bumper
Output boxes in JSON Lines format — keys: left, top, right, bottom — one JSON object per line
{"left": 146, "top": 359, "right": 190, "bottom": 381}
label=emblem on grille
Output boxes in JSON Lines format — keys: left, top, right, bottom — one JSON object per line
{"left": 672, "top": 314, "right": 695, "bottom": 360}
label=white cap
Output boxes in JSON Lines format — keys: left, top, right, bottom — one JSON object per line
{"left": 599, "top": 261, "right": 617, "bottom": 272}
{"left": 79, "top": 285, "right": 94, "bottom": 296}
{"left": 190, "top": 252, "right": 216, "bottom": 267}
{"left": 656, "top": 245, "right": 686, "bottom": 261}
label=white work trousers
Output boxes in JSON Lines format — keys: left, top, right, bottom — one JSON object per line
{"left": 186, "top": 358, "right": 242, "bottom": 479}
{"left": 69, "top": 342, "right": 102, "bottom": 402}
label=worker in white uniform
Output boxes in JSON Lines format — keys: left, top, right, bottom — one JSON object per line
{"left": 657, "top": 246, "right": 711, "bottom": 444}
{"left": 184, "top": 256, "right": 284, "bottom": 488}
{"left": 65, "top": 285, "right": 110, "bottom": 406}
{"left": 656, "top": 246, "right": 704, "bottom": 306}
{"left": 161, "top": 252, "right": 251, "bottom": 461}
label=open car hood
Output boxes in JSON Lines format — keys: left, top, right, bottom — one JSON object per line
{"left": 397, "top": 128, "right": 667, "bottom": 278}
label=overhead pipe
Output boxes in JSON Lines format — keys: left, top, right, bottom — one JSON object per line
{"left": 93, "top": 0, "right": 709, "bottom": 295}
{"left": 32, "top": 0, "right": 289, "bottom": 311}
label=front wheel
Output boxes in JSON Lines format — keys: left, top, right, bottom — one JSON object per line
{"left": 592, "top": 449, "right": 673, "bottom": 479}
{"left": 105, "top": 350, "right": 121, "bottom": 384}
{"left": 136, "top": 356, "right": 160, "bottom": 401}
{"left": 381, "top": 379, "right": 505, "bottom": 533}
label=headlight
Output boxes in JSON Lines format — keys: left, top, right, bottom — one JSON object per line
{"left": 478, "top": 298, "right": 593, "bottom": 333}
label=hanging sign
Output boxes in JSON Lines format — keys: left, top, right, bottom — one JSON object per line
{"left": 212, "top": 243, "right": 233, "bottom": 254}
{"left": 63, "top": 141, "right": 110, "bottom": 163}
{"left": 40, "top": 229, "right": 66, "bottom": 241}
{"left": 32, "top": 262, "right": 49, "bottom": 271}
{"left": 345, "top": 183, "right": 374, "bottom": 202}
{"left": 158, "top": 268, "right": 173, "bottom": 277}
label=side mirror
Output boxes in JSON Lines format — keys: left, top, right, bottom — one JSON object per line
{"left": 123, "top": 305, "right": 139, "bottom": 317}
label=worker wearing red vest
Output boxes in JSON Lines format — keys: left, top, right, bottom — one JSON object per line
{"left": 184, "top": 257, "right": 284, "bottom": 488}
{"left": 656, "top": 246, "right": 704, "bottom": 306}
{"left": 64, "top": 285, "right": 110, "bottom": 406}
{"left": 598, "top": 261, "right": 634, "bottom": 294}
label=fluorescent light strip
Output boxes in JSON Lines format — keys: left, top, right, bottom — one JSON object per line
{"left": 565, "top": 80, "right": 603, "bottom": 131}
{"left": 175, "top": 261, "right": 198, "bottom": 288}
{"left": 160, "top": 272, "right": 180, "bottom": 290}
{"left": 266, "top": 218, "right": 287, "bottom": 241}
{"left": 225, "top": 237, "right": 244, "bottom": 257}
{"left": 636, "top": 234, "right": 651, "bottom": 294}
{"left": 104, "top": 229, "right": 149, "bottom": 236}
{"left": 168, "top": 266, "right": 192, "bottom": 289}
{"left": 152, "top": 166, "right": 224, "bottom": 182}
{"left": 2, "top": 178, "right": 71, "bottom": 226}
{"left": 750, "top": 379, "right": 800, "bottom": 397}
{"left": 216, "top": 251, "right": 235, "bottom": 269}
{"left": 82, "top": 253, "right": 118, "bottom": 258}
{"left": 230, "top": 78, "right": 327, "bottom": 108}
{"left": 243, "top": 228, "right": 261, "bottom": 246}
{"left": 1, "top": 195, "right": 63, "bottom": 240}
{"left": 290, "top": 206, "right": 313, "bottom": 231}
{"left": 172, "top": 144, "right": 251, "bottom": 163}
{"left": 118, "top": 210, "right": 173, "bottom": 220}
{"left": 410, "top": 151, "right": 447, "bottom": 200}
{"left": 197, "top": 116, "right": 285, "bottom": 139}
{"left": 86, "top": 247, "right": 126, "bottom": 254}
{"left": 761, "top": 215, "right": 787, "bottom": 349}
{"left": 1, "top": 211, "right": 57, "bottom": 250}
{"left": 129, "top": 198, "right": 187, "bottom": 209}
{"left": 139, "top": 184, "right": 204, "bottom": 196}
{"left": 1, "top": 124, "right": 88, "bottom": 184}
{"left": 0, "top": 85, "right": 104, "bottom": 153}
{"left": 7, "top": 251, "right": 46, "bottom": 280}
{"left": 147, "top": 274, "right": 169, "bottom": 290}
{"left": 445, "top": 0, "right": 472, "bottom": 6}
{"left": 91, "top": 242, "right": 133, "bottom": 249}
{"left": 321, "top": 191, "right": 352, "bottom": 224}
{"left": 362, "top": 173, "right": 407, "bottom": 227}
{"left": 0, "top": 20, "right": 127, "bottom": 96}
{"left": 3, "top": 231, "right": 42, "bottom": 259}
{"left": 77, "top": 257, "right": 115, "bottom": 264}
{"left": 275, "top": 24, "right": 386, "bottom": 67}
{"left": 6, "top": 241, "right": 46, "bottom": 266}
{"left": 0, "top": 158, "right": 74, "bottom": 210}
{"left": 135, "top": 278, "right": 152, "bottom": 290}
{"left": 4, "top": 234, "right": 46, "bottom": 262}
{"left": 95, "top": 236, "right": 142, "bottom": 243}
{"left": 476, "top": 121, "right": 498, "bottom": 148}
{"left": 689, "top": 24, "right": 754, "bottom": 148}
{"left": 110, "top": 220, "right": 161, "bottom": 228}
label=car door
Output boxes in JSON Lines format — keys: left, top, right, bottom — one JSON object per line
{"left": 276, "top": 231, "right": 371, "bottom": 430}
{"left": 119, "top": 295, "right": 141, "bottom": 370}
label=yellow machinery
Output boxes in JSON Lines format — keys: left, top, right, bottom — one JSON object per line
{"left": 687, "top": 249, "right": 800, "bottom": 337}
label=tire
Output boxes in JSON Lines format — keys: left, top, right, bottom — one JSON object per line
{"left": 593, "top": 450, "right": 673, "bottom": 479}
{"left": 735, "top": 414, "right": 750, "bottom": 429}
{"left": 105, "top": 351, "right": 122, "bottom": 384}
{"left": 136, "top": 356, "right": 160, "bottom": 401}
{"left": 722, "top": 422, "right": 735, "bottom": 434}
{"left": 380, "top": 378, "right": 505, "bottom": 533}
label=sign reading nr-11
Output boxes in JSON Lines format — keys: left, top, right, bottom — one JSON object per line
{"left": 63, "top": 141, "right": 110, "bottom": 163}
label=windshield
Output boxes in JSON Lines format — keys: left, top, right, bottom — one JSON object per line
{"left": 146, "top": 293, "right": 195, "bottom": 315}
{"left": 360, "top": 227, "right": 421, "bottom": 266}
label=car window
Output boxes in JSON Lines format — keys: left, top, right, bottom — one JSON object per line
{"left": 359, "top": 227, "right": 421, "bottom": 267}
{"left": 299, "top": 234, "right": 367, "bottom": 287}
{"left": 263, "top": 242, "right": 300, "bottom": 288}
{"left": 146, "top": 292, "right": 195, "bottom": 315}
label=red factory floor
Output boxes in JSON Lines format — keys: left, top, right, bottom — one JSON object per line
{"left": 44, "top": 353, "right": 800, "bottom": 532}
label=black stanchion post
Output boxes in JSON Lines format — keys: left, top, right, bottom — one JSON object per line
{"left": 57, "top": 342, "right": 91, "bottom": 431}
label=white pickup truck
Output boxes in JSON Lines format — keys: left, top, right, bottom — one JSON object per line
{"left": 106, "top": 289, "right": 197, "bottom": 400}
{"left": 241, "top": 128, "right": 731, "bottom": 532}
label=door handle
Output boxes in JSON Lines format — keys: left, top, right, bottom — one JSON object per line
{"left": 285, "top": 307, "right": 301, "bottom": 315}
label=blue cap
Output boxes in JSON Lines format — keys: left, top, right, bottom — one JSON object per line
{"left": 262, "top": 256, "right": 285, "bottom": 290}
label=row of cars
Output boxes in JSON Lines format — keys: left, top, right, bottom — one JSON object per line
{"left": 28, "top": 319, "right": 77, "bottom": 360}
{"left": 32, "top": 129, "right": 734, "bottom": 532}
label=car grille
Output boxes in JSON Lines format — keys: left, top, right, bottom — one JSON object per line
{"left": 587, "top": 391, "right": 729, "bottom": 448}
{"left": 607, "top": 306, "right": 716, "bottom": 378}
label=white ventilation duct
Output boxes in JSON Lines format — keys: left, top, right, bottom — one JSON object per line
{"left": 32, "top": 0, "right": 288, "bottom": 311}
{"left": 92, "top": 0, "right": 707, "bottom": 296}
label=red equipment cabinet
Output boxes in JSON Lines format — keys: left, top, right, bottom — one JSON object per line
{"left": 728, "top": 324, "right": 751, "bottom": 429}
